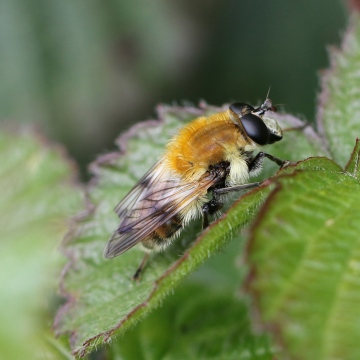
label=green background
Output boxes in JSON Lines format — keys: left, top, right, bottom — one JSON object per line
{"left": 0, "top": 0, "right": 346, "bottom": 177}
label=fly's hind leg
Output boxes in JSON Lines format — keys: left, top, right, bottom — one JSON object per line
{"left": 132, "top": 253, "right": 150, "bottom": 281}
{"left": 132, "top": 216, "right": 182, "bottom": 280}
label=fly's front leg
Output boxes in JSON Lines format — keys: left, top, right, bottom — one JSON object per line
{"left": 248, "top": 151, "right": 289, "bottom": 176}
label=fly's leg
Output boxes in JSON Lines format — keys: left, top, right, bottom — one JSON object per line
{"left": 248, "top": 151, "right": 289, "bottom": 175}
{"left": 201, "top": 153, "right": 289, "bottom": 230}
{"left": 202, "top": 182, "right": 261, "bottom": 228}
{"left": 202, "top": 161, "right": 230, "bottom": 228}
{"left": 202, "top": 197, "right": 223, "bottom": 229}
{"left": 132, "top": 253, "right": 150, "bottom": 281}
{"left": 213, "top": 152, "right": 290, "bottom": 198}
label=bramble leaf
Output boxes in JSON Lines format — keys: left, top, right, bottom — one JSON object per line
{"left": 247, "top": 154, "right": 360, "bottom": 360}
{"left": 54, "top": 103, "right": 321, "bottom": 357}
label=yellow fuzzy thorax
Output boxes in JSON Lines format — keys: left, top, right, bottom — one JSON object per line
{"left": 164, "top": 110, "right": 255, "bottom": 184}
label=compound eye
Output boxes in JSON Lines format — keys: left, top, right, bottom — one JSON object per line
{"left": 229, "top": 102, "right": 254, "bottom": 116}
{"left": 240, "top": 113, "right": 270, "bottom": 145}
{"left": 268, "top": 132, "right": 282, "bottom": 144}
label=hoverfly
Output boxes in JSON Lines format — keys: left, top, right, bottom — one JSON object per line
{"left": 104, "top": 98, "right": 287, "bottom": 279}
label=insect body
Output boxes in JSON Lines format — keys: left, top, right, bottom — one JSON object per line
{"left": 104, "top": 99, "right": 286, "bottom": 278}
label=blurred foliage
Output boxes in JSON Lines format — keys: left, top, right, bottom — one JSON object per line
{"left": 0, "top": 0, "right": 346, "bottom": 177}
{"left": 317, "top": 7, "right": 360, "bottom": 167}
{"left": 0, "top": 128, "right": 83, "bottom": 359}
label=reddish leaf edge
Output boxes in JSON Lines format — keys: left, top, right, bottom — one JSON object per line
{"left": 348, "top": 0, "right": 360, "bottom": 12}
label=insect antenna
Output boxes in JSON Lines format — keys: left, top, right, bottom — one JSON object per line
{"left": 282, "top": 122, "right": 309, "bottom": 132}
{"left": 265, "top": 85, "right": 271, "bottom": 100}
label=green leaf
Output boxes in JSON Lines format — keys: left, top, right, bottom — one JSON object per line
{"left": 55, "top": 103, "right": 321, "bottom": 357}
{"left": 109, "top": 282, "right": 275, "bottom": 360}
{"left": 345, "top": 138, "right": 360, "bottom": 178}
{"left": 247, "top": 154, "right": 360, "bottom": 360}
{"left": 0, "top": 127, "right": 83, "bottom": 359}
{"left": 317, "top": 15, "right": 360, "bottom": 167}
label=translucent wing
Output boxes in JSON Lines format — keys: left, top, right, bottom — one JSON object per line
{"left": 104, "top": 160, "right": 216, "bottom": 258}
{"left": 113, "top": 160, "right": 167, "bottom": 220}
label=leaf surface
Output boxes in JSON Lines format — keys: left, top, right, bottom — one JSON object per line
{"left": 55, "top": 103, "right": 321, "bottom": 357}
{"left": 247, "top": 155, "right": 360, "bottom": 360}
